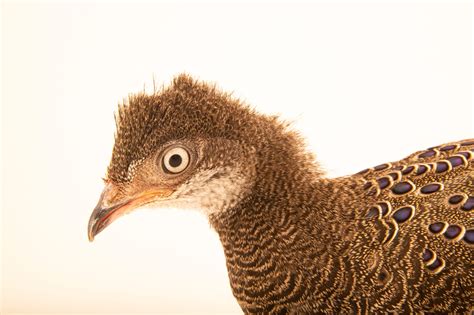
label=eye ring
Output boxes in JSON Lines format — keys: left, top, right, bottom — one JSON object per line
{"left": 162, "top": 146, "right": 190, "bottom": 174}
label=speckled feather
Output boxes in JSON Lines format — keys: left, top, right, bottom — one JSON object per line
{"left": 106, "top": 74, "right": 473, "bottom": 314}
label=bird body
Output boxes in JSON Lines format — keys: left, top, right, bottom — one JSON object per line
{"left": 88, "top": 75, "right": 473, "bottom": 314}
{"left": 211, "top": 140, "right": 474, "bottom": 314}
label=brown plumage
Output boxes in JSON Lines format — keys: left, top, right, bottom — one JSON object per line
{"left": 88, "top": 74, "right": 473, "bottom": 314}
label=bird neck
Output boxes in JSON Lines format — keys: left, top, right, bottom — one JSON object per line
{"left": 205, "top": 120, "right": 358, "bottom": 311}
{"left": 208, "top": 163, "right": 349, "bottom": 312}
{"left": 209, "top": 174, "right": 338, "bottom": 253}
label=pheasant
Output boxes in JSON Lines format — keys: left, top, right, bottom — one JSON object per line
{"left": 88, "top": 74, "right": 473, "bottom": 314}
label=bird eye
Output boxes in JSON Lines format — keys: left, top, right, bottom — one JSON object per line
{"left": 162, "top": 146, "right": 190, "bottom": 174}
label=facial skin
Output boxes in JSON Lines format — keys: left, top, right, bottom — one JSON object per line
{"left": 88, "top": 138, "right": 256, "bottom": 241}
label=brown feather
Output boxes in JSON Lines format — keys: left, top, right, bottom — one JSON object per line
{"left": 105, "top": 74, "right": 473, "bottom": 314}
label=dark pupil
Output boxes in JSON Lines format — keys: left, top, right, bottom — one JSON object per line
{"left": 169, "top": 154, "right": 182, "bottom": 168}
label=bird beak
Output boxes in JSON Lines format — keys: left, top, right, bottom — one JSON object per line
{"left": 88, "top": 184, "right": 173, "bottom": 242}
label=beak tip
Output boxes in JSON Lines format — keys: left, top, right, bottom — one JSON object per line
{"left": 88, "top": 218, "right": 98, "bottom": 242}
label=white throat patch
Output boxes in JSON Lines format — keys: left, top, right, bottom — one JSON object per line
{"left": 171, "top": 167, "right": 251, "bottom": 216}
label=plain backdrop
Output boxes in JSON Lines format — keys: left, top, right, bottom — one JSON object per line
{"left": 1, "top": 1, "right": 472, "bottom": 314}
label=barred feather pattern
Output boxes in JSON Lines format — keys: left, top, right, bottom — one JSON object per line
{"left": 210, "top": 139, "right": 474, "bottom": 314}
{"left": 106, "top": 75, "right": 473, "bottom": 314}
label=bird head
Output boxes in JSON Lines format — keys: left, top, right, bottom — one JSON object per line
{"left": 88, "top": 74, "right": 319, "bottom": 241}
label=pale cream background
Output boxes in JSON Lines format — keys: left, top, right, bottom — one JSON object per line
{"left": 1, "top": 1, "right": 472, "bottom": 314}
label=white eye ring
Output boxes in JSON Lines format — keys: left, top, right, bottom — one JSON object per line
{"left": 162, "top": 146, "right": 190, "bottom": 174}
